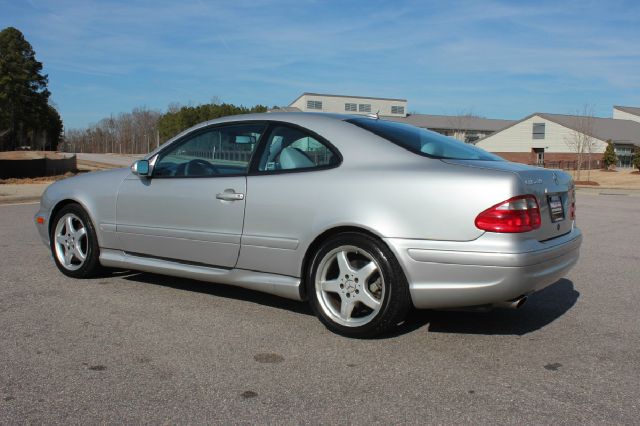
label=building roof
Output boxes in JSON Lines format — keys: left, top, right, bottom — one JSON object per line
{"left": 383, "top": 114, "right": 516, "bottom": 132}
{"left": 613, "top": 105, "right": 640, "bottom": 116}
{"left": 267, "top": 106, "right": 302, "bottom": 113}
{"left": 539, "top": 113, "right": 640, "bottom": 146}
{"left": 289, "top": 92, "right": 407, "bottom": 105}
{"left": 489, "top": 112, "right": 640, "bottom": 147}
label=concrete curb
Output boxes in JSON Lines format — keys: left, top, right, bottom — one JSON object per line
{"left": 0, "top": 183, "right": 51, "bottom": 205}
{"left": 0, "top": 197, "right": 41, "bottom": 205}
{"left": 576, "top": 187, "right": 640, "bottom": 197}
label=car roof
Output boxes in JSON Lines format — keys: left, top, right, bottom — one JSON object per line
{"left": 193, "top": 111, "right": 364, "bottom": 129}
{"left": 159, "top": 112, "right": 374, "bottom": 145}
{"left": 150, "top": 112, "right": 415, "bottom": 166}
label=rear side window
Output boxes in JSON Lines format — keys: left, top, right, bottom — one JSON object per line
{"left": 258, "top": 125, "right": 339, "bottom": 172}
{"left": 347, "top": 118, "right": 503, "bottom": 161}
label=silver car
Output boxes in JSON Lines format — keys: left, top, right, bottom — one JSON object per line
{"left": 35, "top": 113, "right": 582, "bottom": 337}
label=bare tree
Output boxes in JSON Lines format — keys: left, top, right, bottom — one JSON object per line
{"left": 446, "top": 109, "right": 481, "bottom": 143}
{"left": 166, "top": 102, "right": 181, "bottom": 114}
{"left": 61, "top": 106, "right": 161, "bottom": 154}
{"left": 564, "top": 105, "right": 598, "bottom": 182}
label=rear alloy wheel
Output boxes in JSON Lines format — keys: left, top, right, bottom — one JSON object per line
{"left": 50, "top": 204, "right": 102, "bottom": 278}
{"left": 308, "top": 232, "right": 410, "bottom": 337}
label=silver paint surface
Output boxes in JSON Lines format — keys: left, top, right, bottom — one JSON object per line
{"left": 35, "top": 112, "right": 581, "bottom": 307}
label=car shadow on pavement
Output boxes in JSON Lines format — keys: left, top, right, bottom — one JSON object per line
{"left": 118, "top": 271, "right": 314, "bottom": 317}
{"left": 109, "top": 271, "right": 578, "bottom": 338}
{"left": 396, "top": 279, "right": 580, "bottom": 337}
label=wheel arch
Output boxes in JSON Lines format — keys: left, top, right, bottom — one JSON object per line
{"left": 299, "top": 225, "right": 398, "bottom": 301}
{"left": 48, "top": 198, "right": 100, "bottom": 244}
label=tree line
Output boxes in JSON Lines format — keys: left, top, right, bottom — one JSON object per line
{"left": 62, "top": 102, "right": 268, "bottom": 154}
{"left": 1, "top": 26, "right": 266, "bottom": 154}
{"left": 0, "top": 27, "right": 62, "bottom": 151}
{"left": 62, "top": 107, "right": 162, "bottom": 154}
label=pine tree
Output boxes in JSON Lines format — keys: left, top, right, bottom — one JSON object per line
{"left": 602, "top": 140, "right": 618, "bottom": 170}
{"left": 0, "top": 27, "right": 58, "bottom": 151}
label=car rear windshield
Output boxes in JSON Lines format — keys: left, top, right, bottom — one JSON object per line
{"left": 347, "top": 118, "right": 503, "bottom": 161}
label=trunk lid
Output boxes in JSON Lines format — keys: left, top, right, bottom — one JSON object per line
{"left": 443, "top": 159, "right": 574, "bottom": 242}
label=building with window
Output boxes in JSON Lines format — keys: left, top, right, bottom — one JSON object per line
{"left": 277, "top": 94, "right": 640, "bottom": 166}
{"left": 476, "top": 108, "right": 640, "bottom": 169}
{"left": 280, "top": 93, "right": 513, "bottom": 143}
{"left": 384, "top": 114, "right": 515, "bottom": 144}
{"left": 288, "top": 93, "right": 408, "bottom": 117}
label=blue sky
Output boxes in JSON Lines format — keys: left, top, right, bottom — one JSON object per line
{"left": 2, "top": 0, "right": 639, "bottom": 129}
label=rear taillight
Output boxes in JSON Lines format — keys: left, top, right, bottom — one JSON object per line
{"left": 475, "top": 195, "right": 541, "bottom": 233}
{"left": 569, "top": 188, "right": 576, "bottom": 220}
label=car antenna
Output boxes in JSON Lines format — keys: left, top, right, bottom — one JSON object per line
{"left": 367, "top": 110, "right": 379, "bottom": 120}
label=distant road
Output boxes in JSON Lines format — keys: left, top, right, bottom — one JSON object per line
{"left": 75, "top": 153, "right": 144, "bottom": 167}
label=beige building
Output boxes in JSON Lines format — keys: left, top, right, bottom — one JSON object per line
{"left": 278, "top": 93, "right": 512, "bottom": 143}
{"left": 288, "top": 93, "right": 408, "bottom": 117}
{"left": 386, "top": 114, "right": 514, "bottom": 144}
{"left": 477, "top": 108, "right": 640, "bottom": 169}
{"left": 276, "top": 94, "right": 640, "bottom": 168}
{"left": 613, "top": 105, "right": 640, "bottom": 124}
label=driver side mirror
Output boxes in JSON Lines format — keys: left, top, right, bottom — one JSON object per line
{"left": 131, "top": 159, "right": 150, "bottom": 177}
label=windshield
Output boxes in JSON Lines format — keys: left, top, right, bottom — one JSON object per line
{"left": 347, "top": 118, "right": 503, "bottom": 161}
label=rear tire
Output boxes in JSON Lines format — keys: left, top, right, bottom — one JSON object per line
{"left": 50, "top": 203, "right": 102, "bottom": 279}
{"left": 307, "top": 232, "right": 411, "bottom": 338}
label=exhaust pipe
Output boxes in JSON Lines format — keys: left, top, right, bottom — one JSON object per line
{"left": 437, "top": 295, "right": 528, "bottom": 312}
{"left": 492, "top": 295, "right": 528, "bottom": 310}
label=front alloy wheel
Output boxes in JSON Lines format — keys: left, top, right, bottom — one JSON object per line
{"left": 53, "top": 213, "right": 88, "bottom": 271}
{"left": 50, "top": 203, "right": 102, "bottom": 278}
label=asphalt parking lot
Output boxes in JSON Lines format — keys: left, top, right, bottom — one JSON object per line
{"left": 1, "top": 192, "right": 638, "bottom": 424}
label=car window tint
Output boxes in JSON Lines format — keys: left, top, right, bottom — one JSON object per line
{"left": 346, "top": 118, "right": 503, "bottom": 161}
{"left": 258, "top": 126, "right": 338, "bottom": 172}
{"left": 154, "top": 123, "right": 266, "bottom": 177}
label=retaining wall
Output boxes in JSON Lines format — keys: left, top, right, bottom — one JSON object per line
{"left": 0, "top": 155, "right": 77, "bottom": 179}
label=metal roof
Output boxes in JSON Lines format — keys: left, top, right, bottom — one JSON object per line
{"left": 382, "top": 114, "right": 516, "bottom": 132}
{"left": 613, "top": 105, "right": 640, "bottom": 116}
{"left": 267, "top": 106, "right": 302, "bottom": 113}
{"left": 489, "top": 112, "right": 640, "bottom": 147}
{"left": 289, "top": 92, "right": 407, "bottom": 105}
{"left": 538, "top": 113, "right": 640, "bottom": 146}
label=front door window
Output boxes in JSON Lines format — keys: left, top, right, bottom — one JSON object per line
{"left": 154, "top": 123, "right": 266, "bottom": 177}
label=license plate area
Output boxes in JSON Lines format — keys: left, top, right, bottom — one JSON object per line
{"left": 547, "top": 194, "right": 565, "bottom": 222}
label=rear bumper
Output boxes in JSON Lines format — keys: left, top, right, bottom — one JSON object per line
{"left": 384, "top": 228, "right": 582, "bottom": 309}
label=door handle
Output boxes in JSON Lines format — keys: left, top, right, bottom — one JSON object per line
{"left": 216, "top": 190, "right": 245, "bottom": 201}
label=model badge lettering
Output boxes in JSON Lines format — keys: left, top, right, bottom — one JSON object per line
{"left": 524, "top": 178, "right": 543, "bottom": 185}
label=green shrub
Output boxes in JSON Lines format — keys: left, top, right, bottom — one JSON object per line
{"left": 602, "top": 140, "right": 618, "bottom": 170}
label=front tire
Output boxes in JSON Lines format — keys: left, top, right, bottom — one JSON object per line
{"left": 50, "top": 203, "right": 102, "bottom": 278}
{"left": 307, "top": 232, "right": 411, "bottom": 338}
